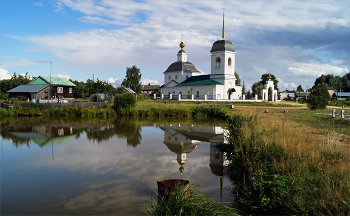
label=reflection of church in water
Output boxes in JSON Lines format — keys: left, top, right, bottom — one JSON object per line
{"left": 160, "top": 124, "right": 228, "bottom": 199}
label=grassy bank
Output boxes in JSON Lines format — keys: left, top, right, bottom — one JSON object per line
{"left": 144, "top": 184, "right": 238, "bottom": 216}
{"left": 219, "top": 108, "right": 350, "bottom": 215}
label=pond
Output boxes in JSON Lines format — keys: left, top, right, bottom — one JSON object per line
{"left": 0, "top": 117, "right": 233, "bottom": 215}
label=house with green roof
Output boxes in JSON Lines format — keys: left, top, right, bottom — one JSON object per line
{"left": 30, "top": 76, "right": 76, "bottom": 99}
{"left": 160, "top": 13, "right": 242, "bottom": 100}
{"left": 7, "top": 76, "right": 76, "bottom": 101}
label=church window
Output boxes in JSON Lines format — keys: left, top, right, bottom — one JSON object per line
{"left": 228, "top": 57, "right": 232, "bottom": 66}
{"left": 175, "top": 74, "right": 178, "bottom": 79}
{"left": 215, "top": 57, "right": 221, "bottom": 69}
{"left": 168, "top": 75, "right": 171, "bottom": 80}
{"left": 196, "top": 91, "right": 199, "bottom": 97}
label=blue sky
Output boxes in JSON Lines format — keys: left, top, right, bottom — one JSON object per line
{"left": 1, "top": 0, "right": 349, "bottom": 91}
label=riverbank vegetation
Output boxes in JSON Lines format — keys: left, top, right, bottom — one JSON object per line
{"left": 219, "top": 107, "right": 349, "bottom": 215}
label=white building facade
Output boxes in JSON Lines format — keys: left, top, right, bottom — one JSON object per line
{"left": 160, "top": 14, "right": 242, "bottom": 100}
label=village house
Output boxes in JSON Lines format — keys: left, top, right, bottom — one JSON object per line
{"left": 7, "top": 76, "right": 76, "bottom": 101}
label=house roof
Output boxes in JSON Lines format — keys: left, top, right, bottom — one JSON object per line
{"left": 210, "top": 39, "right": 235, "bottom": 52}
{"left": 7, "top": 84, "right": 50, "bottom": 93}
{"left": 165, "top": 61, "right": 200, "bottom": 73}
{"left": 174, "top": 75, "right": 223, "bottom": 87}
{"left": 30, "top": 76, "right": 76, "bottom": 86}
{"left": 141, "top": 85, "right": 160, "bottom": 91}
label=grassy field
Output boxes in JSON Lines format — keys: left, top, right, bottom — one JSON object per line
{"left": 223, "top": 107, "right": 350, "bottom": 215}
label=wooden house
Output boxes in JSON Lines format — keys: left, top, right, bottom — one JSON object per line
{"left": 7, "top": 76, "right": 76, "bottom": 101}
{"left": 30, "top": 76, "right": 76, "bottom": 99}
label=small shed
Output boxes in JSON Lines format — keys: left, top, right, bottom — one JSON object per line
{"left": 7, "top": 84, "right": 50, "bottom": 101}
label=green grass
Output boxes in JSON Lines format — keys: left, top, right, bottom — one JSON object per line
{"left": 143, "top": 183, "right": 238, "bottom": 216}
{"left": 285, "top": 109, "right": 350, "bottom": 135}
{"left": 218, "top": 111, "right": 350, "bottom": 215}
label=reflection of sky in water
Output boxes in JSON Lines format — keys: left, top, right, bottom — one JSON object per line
{"left": 1, "top": 124, "right": 233, "bottom": 215}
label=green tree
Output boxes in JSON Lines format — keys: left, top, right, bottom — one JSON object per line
{"left": 307, "top": 83, "right": 330, "bottom": 110}
{"left": 296, "top": 85, "right": 304, "bottom": 92}
{"left": 235, "top": 71, "right": 241, "bottom": 85}
{"left": 85, "top": 78, "right": 116, "bottom": 97}
{"left": 0, "top": 72, "right": 33, "bottom": 93}
{"left": 342, "top": 73, "right": 350, "bottom": 92}
{"left": 122, "top": 65, "right": 142, "bottom": 93}
{"left": 251, "top": 82, "right": 264, "bottom": 97}
{"left": 251, "top": 73, "right": 279, "bottom": 97}
{"left": 246, "top": 90, "right": 252, "bottom": 99}
{"left": 242, "top": 80, "right": 246, "bottom": 95}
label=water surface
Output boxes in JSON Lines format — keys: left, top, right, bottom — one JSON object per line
{"left": 1, "top": 117, "right": 233, "bottom": 215}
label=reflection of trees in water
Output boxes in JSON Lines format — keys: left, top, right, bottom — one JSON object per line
{"left": 0, "top": 130, "right": 31, "bottom": 148}
{"left": 84, "top": 118, "right": 142, "bottom": 148}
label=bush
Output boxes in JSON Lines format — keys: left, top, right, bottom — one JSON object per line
{"left": 112, "top": 93, "right": 136, "bottom": 114}
{"left": 307, "top": 83, "right": 330, "bottom": 110}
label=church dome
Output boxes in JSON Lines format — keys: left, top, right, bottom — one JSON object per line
{"left": 165, "top": 61, "right": 200, "bottom": 73}
{"left": 210, "top": 39, "right": 235, "bottom": 52}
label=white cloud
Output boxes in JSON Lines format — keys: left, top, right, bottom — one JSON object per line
{"left": 142, "top": 79, "right": 161, "bottom": 85}
{"left": 278, "top": 78, "right": 297, "bottom": 90}
{"left": 0, "top": 68, "right": 11, "bottom": 80}
{"left": 33, "top": 2, "right": 43, "bottom": 7}
{"left": 57, "top": 74, "right": 70, "bottom": 80}
{"left": 1, "top": 59, "right": 50, "bottom": 68}
{"left": 107, "top": 77, "right": 123, "bottom": 86}
{"left": 54, "top": 2, "right": 64, "bottom": 12}
{"left": 24, "top": 47, "right": 46, "bottom": 53}
{"left": 287, "top": 62, "right": 349, "bottom": 77}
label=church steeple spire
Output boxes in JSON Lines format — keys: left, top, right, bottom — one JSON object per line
{"left": 221, "top": 8, "right": 225, "bottom": 40}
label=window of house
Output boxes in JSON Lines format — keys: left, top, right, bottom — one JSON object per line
{"left": 196, "top": 91, "right": 199, "bottom": 97}
{"left": 57, "top": 87, "right": 63, "bottom": 93}
{"left": 175, "top": 74, "right": 178, "bottom": 79}
{"left": 168, "top": 75, "right": 171, "bottom": 80}
{"left": 216, "top": 57, "right": 221, "bottom": 69}
{"left": 228, "top": 57, "right": 232, "bottom": 66}
{"left": 69, "top": 88, "right": 72, "bottom": 94}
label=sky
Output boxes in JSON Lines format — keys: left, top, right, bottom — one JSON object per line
{"left": 1, "top": 0, "right": 349, "bottom": 91}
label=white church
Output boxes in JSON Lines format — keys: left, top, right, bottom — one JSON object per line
{"left": 160, "top": 13, "right": 279, "bottom": 101}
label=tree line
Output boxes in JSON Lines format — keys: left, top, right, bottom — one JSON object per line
{"left": 0, "top": 65, "right": 143, "bottom": 100}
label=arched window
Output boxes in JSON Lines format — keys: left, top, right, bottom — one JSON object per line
{"left": 168, "top": 75, "right": 171, "bottom": 80}
{"left": 215, "top": 57, "right": 221, "bottom": 69}
{"left": 175, "top": 74, "right": 178, "bottom": 79}
{"left": 228, "top": 57, "right": 232, "bottom": 66}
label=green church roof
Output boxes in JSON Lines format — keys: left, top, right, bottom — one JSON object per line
{"left": 175, "top": 75, "right": 223, "bottom": 87}
{"left": 30, "top": 76, "right": 76, "bottom": 86}
{"left": 210, "top": 39, "right": 235, "bottom": 52}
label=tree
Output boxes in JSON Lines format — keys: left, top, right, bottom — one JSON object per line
{"left": 342, "top": 73, "right": 350, "bottom": 92}
{"left": 85, "top": 78, "right": 116, "bottom": 97}
{"left": 296, "top": 85, "right": 304, "bottom": 92}
{"left": 246, "top": 90, "right": 252, "bottom": 99}
{"left": 307, "top": 83, "right": 330, "bottom": 110}
{"left": 122, "top": 65, "right": 142, "bottom": 93}
{"left": 235, "top": 71, "right": 241, "bottom": 85}
{"left": 251, "top": 82, "right": 264, "bottom": 97}
{"left": 251, "top": 73, "right": 279, "bottom": 96}
{"left": 242, "top": 80, "right": 246, "bottom": 96}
